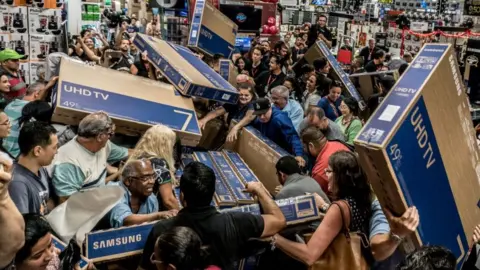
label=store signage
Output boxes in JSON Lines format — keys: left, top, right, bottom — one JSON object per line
{"left": 410, "top": 22, "right": 428, "bottom": 32}
{"left": 464, "top": 0, "right": 480, "bottom": 16}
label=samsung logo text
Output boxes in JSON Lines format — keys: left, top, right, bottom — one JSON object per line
{"left": 423, "top": 49, "right": 444, "bottom": 52}
{"left": 63, "top": 85, "right": 109, "bottom": 100}
{"left": 92, "top": 234, "right": 142, "bottom": 249}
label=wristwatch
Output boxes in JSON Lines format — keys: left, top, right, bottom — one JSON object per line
{"left": 390, "top": 232, "right": 403, "bottom": 244}
{"left": 320, "top": 203, "right": 330, "bottom": 213}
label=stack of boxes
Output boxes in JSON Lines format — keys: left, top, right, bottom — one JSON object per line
{"left": 0, "top": 2, "right": 62, "bottom": 85}
{"left": 28, "top": 7, "right": 62, "bottom": 83}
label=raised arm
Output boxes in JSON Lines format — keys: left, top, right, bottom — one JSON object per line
{"left": 0, "top": 158, "right": 25, "bottom": 268}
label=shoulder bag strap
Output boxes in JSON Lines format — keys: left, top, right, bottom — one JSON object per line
{"left": 332, "top": 200, "right": 352, "bottom": 239}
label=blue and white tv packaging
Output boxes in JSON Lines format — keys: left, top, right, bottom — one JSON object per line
{"left": 188, "top": 0, "right": 237, "bottom": 58}
{"left": 354, "top": 44, "right": 480, "bottom": 263}
{"left": 52, "top": 58, "right": 202, "bottom": 146}
{"left": 133, "top": 33, "right": 239, "bottom": 104}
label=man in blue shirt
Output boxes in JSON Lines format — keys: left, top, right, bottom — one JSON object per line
{"left": 270, "top": 85, "right": 304, "bottom": 133}
{"left": 109, "top": 159, "right": 177, "bottom": 228}
{"left": 252, "top": 98, "right": 306, "bottom": 167}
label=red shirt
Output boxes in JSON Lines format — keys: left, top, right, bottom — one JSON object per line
{"left": 3, "top": 70, "right": 27, "bottom": 100}
{"left": 311, "top": 141, "right": 350, "bottom": 193}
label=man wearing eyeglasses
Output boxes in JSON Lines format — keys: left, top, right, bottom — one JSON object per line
{"left": 108, "top": 159, "right": 177, "bottom": 228}
{"left": 51, "top": 112, "right": 130, "bottom": 204}
{"left": 307, "top": 14, "right": 332, "bottom": 49}
{"left": 0, "top": 49, "right": 27, "bottom": 101}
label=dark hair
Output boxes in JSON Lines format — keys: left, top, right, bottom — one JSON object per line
{"left": 317, "top": 76, "right": 332, "bottom": 95}
{"left": 180, "top": 161, "right": 215, "bottom": 207}
{"left": 342, "top": 97, "right": 359, "bottom": 116}
{"left": 307, "top": 106, "right": 326, "bottom": 120}
{"left": 276, "top": 156, "right": 301, "bottom": 175}
{"left": 396, "top": 245, "right": 456, "bottom": 270}
{"left": 237, "top": 82, "right": 257, "bottom": 101}
{"left": 330, "top": 80, "right": 342, "bottom": 89}
{"left": 379, "top": 75, "right": 396, "bottom": 93}
{"left": 274, "top": 41, "right": 288, "bottom": 52}
{"left": 301, "top": 126, "right": 325, "bottom": 146}
{"left": 252, "top": 46, "right": 265, "bottom": 56}
{"left": 313, "top": 57, "right": 328, "bottom": 71}
{"left": 18, "top": 101, "right": 53, "bottom": 127}
{"left": 80, "top": 29, "right": 91, "bottom": 38}
{"left": 399, "top": 63, "right": 408, "bottom": 76}
{"left": 269, "top": 54, "right": 284, "bottom": 68}
{"left": 373, "top": 50, "right": 386, "bottom": 60}
{"left": 18, "top": 121, "right": 57, "bottom": 156}
{"left": 155, "top": 226, "right": 210, "bottom": 270}
{"left": 234, "top": 56, "right": 251, "bottom": 74}
{"left": 15, "top": 214, "right": 52, "bottom": 265}
{"left": 328, "top": 151, "right": 372, "bottom": 218}
{"left": 300, "top": 64, "right": 314, "bottom": 78}
{"left": 318, "top": 14, "right": 327, "bottom": 21}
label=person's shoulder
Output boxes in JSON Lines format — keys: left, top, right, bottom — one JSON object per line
{"left": 151, "top": 217, "right": 177, "bottom": 235}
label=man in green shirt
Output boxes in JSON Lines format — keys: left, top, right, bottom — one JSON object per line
{"left": 51, "top": 112, "right": 130, "bottom": 203}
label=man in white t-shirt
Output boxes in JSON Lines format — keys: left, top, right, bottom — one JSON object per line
{"left": 51, "top": 112, "right": 129, "bottom": 204}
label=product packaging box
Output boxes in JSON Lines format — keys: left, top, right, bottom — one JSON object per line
{"left": 295, "top": 40, "right": 366, "bottom": 111}
{"left": 52, "top": 236, "right": 89, "bottom": 269}
{"left": 28, "top": 7, "right": 61, "bottom": 35}
{"left": 84, "top": 222, "right": 155, "bottom": 262}
{"left": 193, "top": 151, "right": 237, "bottom": 207}
{"left": 9, "top": 6, "right": 27, "bottom": 34}
{"left": 0, "top": 33, "right": 9, "bottom": 49}
{"left": 0, "top": 5, "right": 10, "bottom": 34}
{"left": 222, "top": 194, "right": 322, "bottom": 225}
{"left": 53, "top": 58, "right": 202, "bottom": 146}
{"left": 11, "top": 33, "right": 28, "bottom": 58}
{"left": 210, "top": 151, "right": 255, "bottom": 205}
{"left": 29, "top": 34, "right": 61, "bottom": 61}
{"left": 219, "top": 59, "right": 238, "bottom": 87}
{"left": 354, "top": 44, "right": 480, "bottom": 260}
{"left": 188, "top": 0, "right": 237, "bottom": 58}
{"left": 133, "top": 33, "right": 239, "bottom": 104}
{"left": 222, "top": 150, "right": 259, "bottom": 184}
{"left": 19, "top": 61, "right": 29, "bottom": 85}
{"left": 29, "top": 61, "right": 45, "bottom": 83}
{"left": 225, "top": 123, "right": 290, "bottom": 195}
{"left": 197, "top": 117, "right": 224, "bottom": 150}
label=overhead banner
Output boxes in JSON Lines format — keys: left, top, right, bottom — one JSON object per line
{"left": 464, "top": 0, "right": 480, "bottom": 16}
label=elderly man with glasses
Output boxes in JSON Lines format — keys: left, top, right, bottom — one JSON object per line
{"left": 51, "top": 112, "right": 131, "bottom": 204}
{"left": 108, "top": 159, "right": 177, "bottom": 228}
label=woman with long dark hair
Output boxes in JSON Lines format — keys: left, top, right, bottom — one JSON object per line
{"left": 273, "top": 151, "right": 373, "bottom": 267}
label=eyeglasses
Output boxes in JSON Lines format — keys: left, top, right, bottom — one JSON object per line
{"left": 130, "top": 173, "right": 156, "bottom": 182}
{"left": 150, "top": 252, "right": 163, "bottom": 265}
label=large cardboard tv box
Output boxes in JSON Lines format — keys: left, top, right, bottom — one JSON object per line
{"left": 133, "top": 33, "right": 239, "bottom": 104}
{"left": 295, "top": 41, "right": 366, "bottom": 111}
{"left": 225, "top": 123, "right": 290, "bottom": 194}
{"left": 188, "top": 0, "right": 237, "bottom": 58}
{"left": 354, "top": 44, "right": 480, "bottom": 261}
{"left": 52, "top": 58, "right": 202, "bottom": 146}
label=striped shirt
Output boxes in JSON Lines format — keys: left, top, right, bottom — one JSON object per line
{"left": 0, "top": 67, "right": 27, "bottom": 100}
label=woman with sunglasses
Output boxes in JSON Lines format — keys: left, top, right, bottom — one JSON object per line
{"left": 272, "top": 150, "right": 373, "bottom": 267}
{"left": 150, "top": 226, "right": 220, "bottom": 270}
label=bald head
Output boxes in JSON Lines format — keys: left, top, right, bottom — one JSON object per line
{"left": 122, "top": 159, "right": 151, "bottom": 179}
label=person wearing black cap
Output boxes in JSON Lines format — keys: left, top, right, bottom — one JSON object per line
{"left": 252, "top": 98, "right": 305, "bottom": 167}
